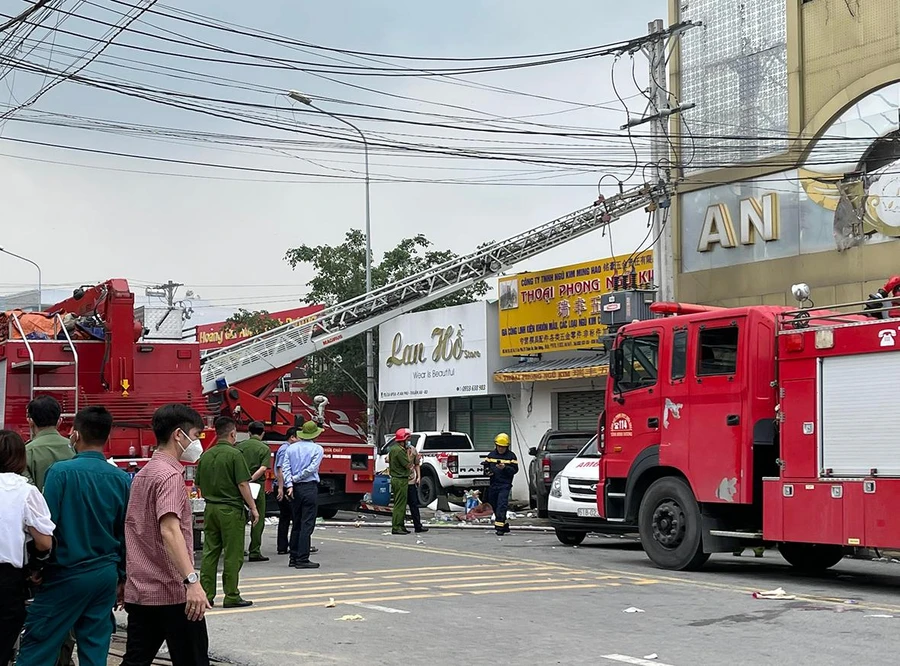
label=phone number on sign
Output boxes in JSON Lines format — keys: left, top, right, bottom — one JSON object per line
{"left": 457, "top": 384, "right": 486, "bottom": 392}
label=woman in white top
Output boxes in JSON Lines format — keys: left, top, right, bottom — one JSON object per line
{"left": 0, "top": 429, "right": 55, "bottom": 665}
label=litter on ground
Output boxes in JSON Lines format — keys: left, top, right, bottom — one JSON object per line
{"left": 752, "top": 587, "right": 796, "bottom": 600}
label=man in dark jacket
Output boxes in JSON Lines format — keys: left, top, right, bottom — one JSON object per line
{"left": 484, "top": 433, "right": 518, "bottom": 536}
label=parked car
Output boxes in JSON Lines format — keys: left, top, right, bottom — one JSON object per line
{"left": 528, "top": 429, "right": 594, "bottom": 518}
{"left": 547, "top": 434, "right": 633, "bottom": 545}
{"left": 376, "top": 431, "right": 489, "bottom": 507}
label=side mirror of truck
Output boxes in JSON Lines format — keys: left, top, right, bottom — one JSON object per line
{"left": 612, "top": 347, "right": 624, "bottom": 382}
{"left": 528, "top": 447, "right": 537, "bottom": 456}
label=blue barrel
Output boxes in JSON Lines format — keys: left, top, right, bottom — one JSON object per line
{"left": 372, "top": 475, "right": 392, "bottom": 506}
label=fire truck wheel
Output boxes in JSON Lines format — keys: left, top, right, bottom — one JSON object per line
{"left": 778, "top": 542, "right": 845, "bottom": 572}
{"left": 639, "top": 476, "right": 710, "bottom": 571}
{"left": 555, "top": 529, "right": 586, "bottom": 546}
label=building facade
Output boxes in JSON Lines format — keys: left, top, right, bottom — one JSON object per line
{"left": 669, "top": 0, "right": 900, "bottom": 306}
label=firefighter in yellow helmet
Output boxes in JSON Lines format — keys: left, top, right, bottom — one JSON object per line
{"left": 483, "top": 433, "right": 519, "bottom": 536}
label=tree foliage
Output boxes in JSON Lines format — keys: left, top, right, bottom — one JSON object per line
{"left": 223, "top": 308, "right": 284, "bottom": 336}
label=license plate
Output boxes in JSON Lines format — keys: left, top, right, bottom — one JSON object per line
{"left": 577, "top": 508, "right": 600, "bottom": 517}
{"left": 473, "top": 479, "right": 490, "bottom": 486}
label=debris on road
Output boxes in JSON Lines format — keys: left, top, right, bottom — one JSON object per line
{"left": 335, "top": 614, "right": 365, "bottom": 621}
{"left": 752, "top": 587, "right": 795, "bottom": 600}
{"left": 644, "top": 654, "right": 659, "bottom": 660}
{"left": 326, "top": 598, "right": 336, "bottom": 608}
{"left": 623, "top": 607, "right": 645, "bottom": 613}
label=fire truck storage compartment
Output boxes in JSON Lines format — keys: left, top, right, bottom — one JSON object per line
{"left": 820, "top": 351, "right": 900, "bottom": 477}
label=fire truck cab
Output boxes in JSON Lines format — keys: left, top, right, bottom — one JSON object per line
{"left": 598, "top": 296, "right": 900, "bottom": 572}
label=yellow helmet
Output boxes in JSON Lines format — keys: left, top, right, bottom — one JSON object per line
{"left": 495, "top": 433, "right": 510, "bottom": 447}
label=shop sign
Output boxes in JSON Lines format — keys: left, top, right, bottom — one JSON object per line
{"left": 379, "top": 301, "right": 490, "bottom": 401}
{"left": 196, "top": 305, "right": 322, "bottom": 351}
{"left": 497, "top": 250, "right": 653, "bottom": 356}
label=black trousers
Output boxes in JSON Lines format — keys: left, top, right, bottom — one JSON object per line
{"left": 121, "top": 603, "right": 209, "bottom": 666}
{"left": 0, "top": 564, "right": 26, "bottom": 666}
{"left": 277, "top": 495, "right": 293, "bottom": 553}
{"left": 407, "top": 484, "right": 424, "bottom": 531}
{"left": 289, "top": 482, "right": 318, "bottom": 563}
{"left": 488, "top": 483, "right": 512, "bottom": 532}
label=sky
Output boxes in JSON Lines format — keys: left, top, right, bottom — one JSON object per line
{"left": 0, "top": 0, "right": 668, "bottom": 324}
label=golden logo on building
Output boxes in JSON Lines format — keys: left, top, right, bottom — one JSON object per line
{"left": 698, "top": 193, "right": 781, "bottom": 252}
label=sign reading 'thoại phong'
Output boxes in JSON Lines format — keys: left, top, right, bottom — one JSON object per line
{"left": 497, "top": 250, "right": 653, "bottom": 356}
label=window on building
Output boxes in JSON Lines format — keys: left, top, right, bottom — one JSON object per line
{"left": 697, "top": 326, "right": 739, "bottom": 376}
{"left": 413, "top": 399, "right": 437, "bottom": 431}
{"left": 381, "top": 400, "right": 409, "bottom": 444}
{"left": 449, "top": 396, "right": 511, "bottom": 451}
{"left": 618, "top": 334, "right": 659, "bottom": 392}
{"left": 671, "top": 330, "right": 687, "bottom": 381}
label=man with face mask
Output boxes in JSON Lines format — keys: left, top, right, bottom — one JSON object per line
{"left": 120, "top": 404, "right": 210, "bottom": 666}
{"left": 196, "top": 416, "right": 258, "bottom": 608}
{"left": 16, "top": 406, "right": 131, "bottom": 666}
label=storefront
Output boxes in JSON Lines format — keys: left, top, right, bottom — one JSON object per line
{"left": 492, "top": 251, "right": 654, "bottom": 497}
{"left": 378, "top": 300, "right": 510, "bottom": 448}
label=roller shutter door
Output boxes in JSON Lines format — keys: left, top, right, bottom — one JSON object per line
{"left": 556, "top": 391, "right": 604, "bottom": 430}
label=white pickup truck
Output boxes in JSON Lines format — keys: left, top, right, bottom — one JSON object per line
{"left": 376, "top": 431, "right": 490, "bottom": 507}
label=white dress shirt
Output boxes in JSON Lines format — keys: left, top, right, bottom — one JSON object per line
{"left": 0, "top": 472, "right": 55, "bottom": 568}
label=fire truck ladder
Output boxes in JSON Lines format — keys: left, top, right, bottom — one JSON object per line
{"left": 10, "top": 312, "right": 80, "bottom": 418}
{"left": 200, "top": 180, "right": 671, "bottom": 394}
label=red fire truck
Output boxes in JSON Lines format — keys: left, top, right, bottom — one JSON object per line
{"left": 0, "top": 280, "right": 375, "bottom": 514}
{"left": 596, "top": 291, "right": 900, "bottom": 572}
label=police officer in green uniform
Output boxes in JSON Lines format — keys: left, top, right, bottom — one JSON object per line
{"left": 16, "top": 406, "right": 130, "bottom": 666}
{"left": 196, "top": 416, "right": 259, "bottom": 608}
{"left": 24, "top": 396, "right": 74, "bottom": 492}
{"left": 387, "top": 429, "right": 412, "bottom": 535}
{"left": 237, "top": 421, "right": 271, "bottom": 562}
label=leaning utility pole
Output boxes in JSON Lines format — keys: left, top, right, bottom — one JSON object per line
{"left": 647, "top": 18, "right": 675, "bottom": 303}
{"left": 619, "top": 19, "right": 699, "bottom": 302}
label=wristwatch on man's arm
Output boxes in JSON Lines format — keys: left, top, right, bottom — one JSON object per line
{"left": 183, "top": 572, "right": 200, "bottom": 585}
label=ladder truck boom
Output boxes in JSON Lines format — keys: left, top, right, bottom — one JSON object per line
{"left": 200, "top": 180, "right": 672, "bottom": 394}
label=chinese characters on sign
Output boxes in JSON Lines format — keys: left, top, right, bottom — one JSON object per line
{"left": 497, "top": 251, "right": 654, "bottom": 356}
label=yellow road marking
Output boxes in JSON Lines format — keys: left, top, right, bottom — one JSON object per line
{"left": 240, "top": 581, "right": 403, "bottom": 595}
{"left": 380, "top": 566, "right": 553, "bottom": 579}
{"left": 606, "top": 583, "right": 623, "bottom": 587}
{"left": 355, "top": 563, "right": 513, "bottom": 575}
{"left": 469, "top": 584, "right": 600, "bottom": 595}
{"left": 233, "top": 585, "right": 428, "bottom": 604}
{"left": 633, "top": 579, "right": 660, "bottom": 585}
{"left": 239, "top": 577, "right": 373, "bottom": 591}
{"left": 385, "top": 571, "right": 554, "bottom": 583}
{"left": 228, "top": 572, "right": 351, "bottom": 583}
{"left": 438, "top": 578, "right": 579, "bottom": 590}
{"left": 207, "top": 592, "right": 462, "bottom": 616}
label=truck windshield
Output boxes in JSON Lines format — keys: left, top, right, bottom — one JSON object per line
{"left": 422, "top": 434, "right": 472, "bottom": 451}
{"left": 577, "top": 435, "right": 600, "bottom": 458}
{"left": 545, "top": 434, "right": 592, "bottom": 452}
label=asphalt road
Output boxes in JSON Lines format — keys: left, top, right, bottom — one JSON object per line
{"left": 174, "top": 521, "right": 900, "bottom": 666}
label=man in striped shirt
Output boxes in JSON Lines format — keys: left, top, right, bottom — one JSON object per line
{"left": 121, "top": 404, "right": 210, "bottom": 666}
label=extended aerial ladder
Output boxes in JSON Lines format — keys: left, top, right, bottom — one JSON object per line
{"left": 200, "top": 180, "right": 672, "bottom": 394}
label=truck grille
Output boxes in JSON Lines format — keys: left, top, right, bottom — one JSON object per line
{"left": 567, "top": 478, "right": 598, "bottom": 503}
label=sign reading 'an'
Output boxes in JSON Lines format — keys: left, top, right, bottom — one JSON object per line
{"left": 698, "top": 193, "right": 781, "bottom": 252}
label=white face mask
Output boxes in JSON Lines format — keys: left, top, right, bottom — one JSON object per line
{"left": 177, "top": 429, "right": 203, "bottom": 463}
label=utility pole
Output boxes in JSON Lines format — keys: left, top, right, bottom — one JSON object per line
{"left": 647, "top": 18, "right": 675, "bottom": 302}
{"left": 618, "top": 19, "right": 699, "bottom": 302}
{"left": 145, "top": 280, "right": 183, "bottom": 307}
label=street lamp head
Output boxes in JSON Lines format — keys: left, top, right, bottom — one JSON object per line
{"left": 288, "top": 90, "right": 313, "bottom": 106}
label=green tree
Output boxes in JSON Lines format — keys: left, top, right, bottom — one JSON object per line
{"left": 223, "top": 308, "right": 284, "bottom": 336}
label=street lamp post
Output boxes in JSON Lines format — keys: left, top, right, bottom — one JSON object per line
{"left": 288, "top": 90, "right": 376, "bottom": 446}
{"left": 0, "top": 246, "right": 42, "bottom": 311}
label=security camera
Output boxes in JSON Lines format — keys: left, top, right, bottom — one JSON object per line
{"left": 791, "top": 283, "right": 810, "bottom": 302}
